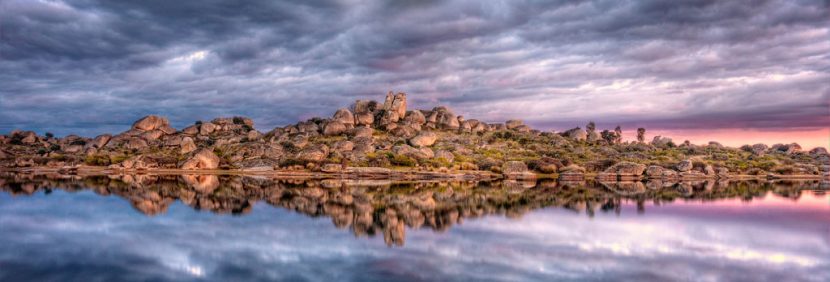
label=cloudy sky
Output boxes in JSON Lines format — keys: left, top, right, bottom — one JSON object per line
{"left": 1, "top": 0, "right": 828, "bottom": 147}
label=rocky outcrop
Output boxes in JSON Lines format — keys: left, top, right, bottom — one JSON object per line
{"left": 1, "top": 91, "right": 821, "bottom": 179}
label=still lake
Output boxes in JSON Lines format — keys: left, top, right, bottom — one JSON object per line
{"left": 0, "top": 174, "right": 828, "bottom": 281}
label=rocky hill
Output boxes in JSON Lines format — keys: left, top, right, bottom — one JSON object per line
{"left": 1, "top": 91, "right": 828, "bottom": 180}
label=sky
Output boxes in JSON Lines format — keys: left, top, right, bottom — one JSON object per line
{"left": 1, "top": 0, "right": 828, "bottom": 148}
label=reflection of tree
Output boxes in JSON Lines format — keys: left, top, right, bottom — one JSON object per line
{"left": 0, "top": 173, "right": 825, "bottom": 247}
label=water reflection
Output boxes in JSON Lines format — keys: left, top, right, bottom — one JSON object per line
{"left": 0, "top": 173, "right": 829, "bottom": 281}
{"left": 1, "top": 173, "right": 827, "bottom": 247}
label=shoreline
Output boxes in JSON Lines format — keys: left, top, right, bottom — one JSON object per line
{"left": 2, "top": 166, "right": 826, "bottom": 181}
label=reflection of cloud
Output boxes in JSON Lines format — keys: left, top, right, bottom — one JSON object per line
{"left": 0, "top": 189, "right": 828, "bottom": 281}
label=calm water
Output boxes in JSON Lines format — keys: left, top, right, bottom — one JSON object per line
{"left": 0, "top": 174, "right": 828, "bottom": 282}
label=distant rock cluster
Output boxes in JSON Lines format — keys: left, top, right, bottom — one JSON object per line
{"left": 1, "top": 91, "right": 828, "bottom": 180}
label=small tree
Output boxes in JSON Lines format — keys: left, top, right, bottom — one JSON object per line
{"left": 636, "top": 128, "right": 646, "bottom": 143}
{"left": 586, "top": 121, "right": 596, "bottom": 133}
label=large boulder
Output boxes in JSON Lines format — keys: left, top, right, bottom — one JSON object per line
{"left": 393, "top": 145, "right": 434, "bottom": 159}
{"left": 645, "top": 165, "right": 664, "bottom": 178}
{"left": 182, "top": 125, "right": 199, "bottom": 135}
{"left": 409, "top": 131, "right": 437, "bottom": 147}
{"left": 749, "top": 143, "right": 768, "bottom": 156}
{"left": 180, "top": 137, "right": 197, "bottom": 154}
{"left": 404, "top": 111, "right": 426, "bottom": 125}
{"left": 809, "top": 147, "right": 828, "bottom": 156}
{"left": 299, "top": 144, "right": 329, "bottom": 162}
{"left": 434, "top": 150, "right": 455, "bottom": 163}
{"left": 676, "top": 159, "right": 693, "bottom": 172}
{"left": 352, "top": 100, "right": 378, "bottom": 114}
{"left": 20, "top": 132, "right": 38, "bottom": 144}
{"left": 587, "top": 131, "right": 600, "bottom": 143}
{"left": 297, "top": 121, "right": 320, "bottom": 134}
{"left": 333, "top": 108, "right": 355, "bottom": 127}
{"left": 350, "top": 126, "right": 374, "bottom": 138}
{"left": 376, "top": 110, "right": 401, "bottom": 127}
{"left": 352, "top": 100, "right": 377, "bottom": 126}
{"left": 199, "top": 122, "right": 217, "bottom": 135}
{"left": 427, "top": 106, "right": 459, "bottom": 130}
{"left": 91, "top": 134, "right": 112, "bottom": 148}
{"left": 333, "top": 140, "right": 354, "bottom": 152}
{"left": 352, "top": 137, "right": 375, "bottom": 154}
{"left": 605, "top": 161, "right": 646, "bottom": 176}
{"left": 502, "top": 161, "right": 535, "bottom": 180}
{"left": 390, "top": 125, "right": 419, "bottom": 138}
{"left": 322, "top": 121, "right": 347, "bottom": 136}
{"left": 772, "top": 143, "right": 801, "bottom": 155}
{"left": 502, "top": 161, "right": 528, "bottom": 174}
{"left": 124, "top": 138, "right": 148, "bottom": 150}
{"left": 132, "top": 115, "right": 169, "bottom": 131}
{"left": 180, "top": 149, "right": 220, "bottom": 170}
{"left": 437, "top": 111, "right": 459, "bottom": 130}
{"left": 140, "top": 130, "right": 164, "bottom": 141}
{"left": 354, "top": 112, "right": 374, "bottom": 126}
{"left": 704, "top": 165, "right": 716, "bottom": 176}
{"left": 382, "top": 91, "right": 407, "bottom": 118}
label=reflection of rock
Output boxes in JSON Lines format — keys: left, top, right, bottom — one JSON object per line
{"left": 0, "top": 173, "right": 821, "bottom": 247}
{"left": 181, "top": 174, "right": 220, "bottom": 193}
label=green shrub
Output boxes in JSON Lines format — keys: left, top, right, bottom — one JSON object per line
{"left": 84, "top": 155, "right": 111, "bottom": 166}
{"left": 280, "top": 158, "right": 306, "bottom": 167}
{"left": 110, "top": 155, "right": 129, "bottom": 164}
{"left": 390, "top": 154, "right": 417, "bottom": 167}
{"left": 50, "top": 154, "right": 67, "bottom": 161}
{"left": 69, "top": 140, "right": 87, "bottom": 146}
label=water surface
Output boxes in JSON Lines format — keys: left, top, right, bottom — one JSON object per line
{"left": 0, "top": 174, "right": 828, "bottom": 281}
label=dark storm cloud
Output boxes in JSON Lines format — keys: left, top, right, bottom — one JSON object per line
{"left": 0, "top": 0, "right": 827, "bottom": 137}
